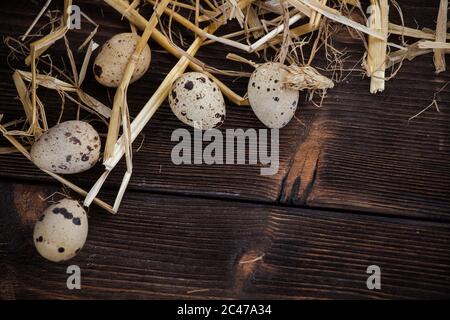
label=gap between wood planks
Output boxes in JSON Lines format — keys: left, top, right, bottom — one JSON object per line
{"left": 3, "top": 172, "right": 450, "bottom": 228}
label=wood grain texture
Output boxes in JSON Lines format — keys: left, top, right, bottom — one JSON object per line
{"left": 1, "top": 181, "right": 449, "bottom": 299}
{"left": 0, "top": 1, "right": 449, "bottom": 219}
{"left": 281, "top": 63, "right": 450, "bottom": 219}
{"left": 0, "top": 3, "right": 450, "bottom": 302}
{"left": 279, "top": 1, "right": 450, "bottom": 220}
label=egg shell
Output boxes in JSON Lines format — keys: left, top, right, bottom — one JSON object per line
{"left": 34, "top": 198, "right": 88, "bottom": 262}
{"left": 168, "top": 72, "right": 226, "bottom": 130}
{"left": 30, "top": 120, "right": 101, "bottom": 174}
{"left": 93, "top": 33, "right": 151, "bottom": 87}
{"left": 248, "top": 62, "right": 300, "bottom": 129}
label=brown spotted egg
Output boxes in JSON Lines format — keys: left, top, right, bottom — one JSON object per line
{"left": 30, "top": 120, "right": 101, "bottom": 174}
{"left": 34, "top": 198, "right": 88, "bottom": 262}
{"left": 93, "top": 33, "right": 151, "bottom": 87}
{"left": 169, "top": 72, "right": 226, "bottom": 130}
{"left": 248, "top": 62, "right": 299, "bottom": 128}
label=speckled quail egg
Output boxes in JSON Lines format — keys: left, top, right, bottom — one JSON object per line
{"left": 168, "top": 72, "right": 226, "bottom": 130}
{"left": 248, "top": 62, "right": 300, "bottom": 128}
{"left": 30, "top": 120, "right": 101, "bottom": 174}
{"left": 93, "top": 32, "right": 151, "bottom": 87}
{"left": 34, "top": 198, "right": 88, "bottom": 262}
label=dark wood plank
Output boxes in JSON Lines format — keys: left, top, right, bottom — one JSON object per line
{"left": 1, "top": 181, "right": 449, "bottom": 299}
{"left": 278, "top": 1, "right": 450, "bottom": 220}
{"left": 281, "top": 58, "right": 450, "bottom": 219}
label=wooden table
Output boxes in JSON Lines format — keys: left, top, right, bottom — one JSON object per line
{"left": 1, "top": 0, "right": 449, "bottom": 299}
